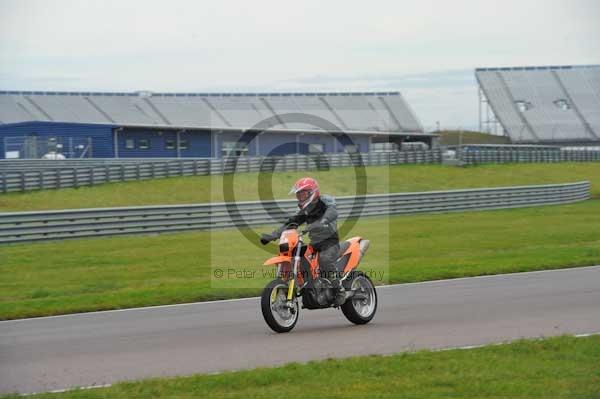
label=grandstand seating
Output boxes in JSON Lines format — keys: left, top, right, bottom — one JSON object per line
{"left": 377, "top": 94, "right": 423, "bottom": 132}
{"left": 0, "top": 91, "right": 424, "bottom": 134}
{"left": 0, "top": 95, "right": 34, "bottom": 123}
{"left": 85, "top": 95, "right": 159, "bottom": 125}
{"left": 476, "top": 65, "right": 600, "bottom": 143}
{"left": 555, "top": 68, "right": 600, "bottom": 136}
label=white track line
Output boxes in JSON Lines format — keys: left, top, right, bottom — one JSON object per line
{"left": 378, "top": 264, "right": 600, "bottom": 289}
{"left": 574, "top": 332, "right": 600, "bottom": 338}
{"left": 22, "top": 384, "right": 112, "bottom": 396}
{"left": 439, "top": 331, "right": 600, "bottom": 352}
{"left": 0, "top": 296, "right": 257, "bottom": 324}
{"left": 2, "top": 264, "right": 599, "bottom": 324}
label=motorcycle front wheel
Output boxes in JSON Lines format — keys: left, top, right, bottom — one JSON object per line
{"left": 261, "top": 278, "right": 299, "bottom": 333}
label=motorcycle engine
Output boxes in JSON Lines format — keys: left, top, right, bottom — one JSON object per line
{"left": 312, "top": 278, "right": 334, "bottom": 307}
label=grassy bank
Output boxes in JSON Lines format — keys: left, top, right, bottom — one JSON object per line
{"left": 3, "top": 335, "right": 598, "bottom": 398}
{"left": 437, "top": 130, "right": 511, "bottom": 146}
{"left": 1, "top": 200, "right": 599, "bottom": 320}
{"left": 0, "top": 163, "right": 599, "bottom": 211}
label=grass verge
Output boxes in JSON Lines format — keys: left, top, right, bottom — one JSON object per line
{"left": 2, "top": 335, "right": 599, "bottom": 398}
{"left": 0, "top": 163, "right": 599, "bottom": 211}
{"left": 437, "top": 130, "right": 512, "bottom": 146}
{"left": 1, "top": 200, "right": 600, "bottom": 320}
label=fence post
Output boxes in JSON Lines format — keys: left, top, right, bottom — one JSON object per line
{"left": 1, "top": 172, "right": 6, "bottom": 193}
{"left": 120, "top": 164, "right": 125, "bottom": 182}
{"left": 193, "top": 160, "right": 198, "bottom": 175}
{"left": 20, "top": 171, "right": 25, "bottom": 191}
{"left": 73, "top": 168, "right": 79, "bottom": 188}
{"left": 179, "top": 160, "right": 184, "bottom": 176}
{"left": 136, "top": 163, "right": 141, "bottom": 180}
{"left": 90, "top": 167, "right": 95, "bottom": 186}
{"left": 151, "top": 162, "right": 156, "bottom": 179}
{"left": 105, "top": 165, "right": 111, "bottom": 183}
{"left": 56, "top": 169, "right": 61, "bottom": 189}
{"left": 38, "top": 170, "right": 43, "bottom": 190}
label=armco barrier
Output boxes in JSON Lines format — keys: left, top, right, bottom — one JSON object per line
{"left": 0, "top": 181, "right": 590, "bottom": 244}
{"left": 460, "top": 149, "right": 600, "bottom": 165}
{"left": 0, "top": 151, "right": 441, "bottom": 193}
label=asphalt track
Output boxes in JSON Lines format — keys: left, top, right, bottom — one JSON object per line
{"left": 1, "top": 265, "right": 599, "bottom": 395}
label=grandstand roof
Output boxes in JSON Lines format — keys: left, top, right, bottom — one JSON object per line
{"left": 0, "top": 90, "right": 424, "bottom": 134}
{"left": 476, "top": 64, "right": 600, "bottom": 143}
{"left": 476, "top": 64, "right": 600, "bottom": 72}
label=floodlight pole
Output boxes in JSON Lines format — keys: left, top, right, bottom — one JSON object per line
{"left": 478, "top": 87, "right": 482, "bottom": 132}
{"left": 255, "top": 130, "right": 260, "bottom": 156}
{"left": 113, "top": 127, "right": 123, "bottom": 158}
{"left": 176, "top": 129, "right": 185, "bottom": 158}
{"left": 458, "top": 127, "right": 463, "bottom": 161}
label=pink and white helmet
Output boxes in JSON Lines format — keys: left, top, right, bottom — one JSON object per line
{"left": 289, "top": 177, "right": 320, "bottom": 210}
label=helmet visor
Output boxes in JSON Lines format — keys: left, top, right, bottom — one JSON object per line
{"left": 295, "top": 190, "right": 310, "bottom": 202}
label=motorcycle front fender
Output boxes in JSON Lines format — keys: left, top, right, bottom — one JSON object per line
{"left": 263, "top": 255, "right": 292, "bottom": 266}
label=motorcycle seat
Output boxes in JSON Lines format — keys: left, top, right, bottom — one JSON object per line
{"left": 337, "top": 240, "right": 350, "bottom": 258}
{"left": 335, "top": 241, "right": 352, "bottom": 272}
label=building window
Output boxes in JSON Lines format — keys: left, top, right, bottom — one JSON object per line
{"left": 179, "top": 139, "right": 189, "bottom": 150}
{"left": 222, "top": 141, "right": 248, "bottom": 157}
{"left": 515, "top": 100, "right": 532, "bottom": 112}
{"left": 139, "top": 139, "right": 150, "bottom": 150}
{"left": 554, "top": 99, "right": 571, "bottom": 111}
{"left": 165, "top": 139, "right": 175, "bottom": 150}
{"left": 344, "top": 144, "right": 359, "bottom": 153}
{"left": 125, "top": 139, "right": 135, "bottom": 149}
{"left": 309, "top": 143, "right": 324, "bottom": 153}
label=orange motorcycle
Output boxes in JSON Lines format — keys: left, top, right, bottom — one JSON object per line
{"left": 261, "top": 227, "right": 377, "bottom": 333}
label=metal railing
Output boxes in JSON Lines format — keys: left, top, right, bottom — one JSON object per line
{"left": 1, "top": 148, "right": 598, "bottom": 193}
{"left": 0, "top": 151, "right": 442, "bottom": 193}
{"left": 460, "top": 149, "right": 600, "bottom": 165}
{"left": 0, "top": 181, "right": 590, "bottom": 244}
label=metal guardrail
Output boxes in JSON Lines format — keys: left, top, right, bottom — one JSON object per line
{"left": 460, "top": 149, "right": 600, "bottom": 164}
{"left": 1, "top": 148, "right": 598, "bottom": 193}
{"left": 0, "top": 181, "right": 590, "bottom": 244}
{"left": 0, "top": 151, "right": 442, "bottom": 193}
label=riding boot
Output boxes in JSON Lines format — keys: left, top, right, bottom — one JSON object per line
{"left": 327, "top": 270, "right": 346, "bottom": 306}
{"left": 317, "top": 243, "right": 345, "bottom": 305}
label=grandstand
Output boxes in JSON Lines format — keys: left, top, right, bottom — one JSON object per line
{"left": 0, "top": 91, "right": 423, "bottom": 132}
{"left": 0, "top": 91, "right": 431, "bottom": 159}
{"left": 476, "top": 65, "right": 600, "bottom": 145}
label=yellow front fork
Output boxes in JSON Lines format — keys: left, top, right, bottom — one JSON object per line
{"left": 287, "top": 279, "right": 295, "bottom": 300}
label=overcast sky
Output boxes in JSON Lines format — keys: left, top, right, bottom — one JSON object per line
{"left": 1, "top": 0, "right": 599, "bottom": 131}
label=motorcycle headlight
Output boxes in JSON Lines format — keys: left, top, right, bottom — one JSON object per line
{"left": 279, "top": 243, "right": 289, "bottom": 254}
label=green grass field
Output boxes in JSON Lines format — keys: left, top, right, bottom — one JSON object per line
{"left": 3, "top": 335, "right": 598, "bottom": 398}
{"left": 2, "top": 200, "right": 599, "bottom": 320}
{"left": 0, "top": 163, "right": 598, "bottom": 211}
{"left": 437, "top": 130, "right": 512, "bottom": 146}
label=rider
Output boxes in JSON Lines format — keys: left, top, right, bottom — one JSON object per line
{"left": 260, "top": 177, "right": 343, "bottom": 300}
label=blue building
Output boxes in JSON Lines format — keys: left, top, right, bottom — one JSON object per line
{"left": 0, "top": 91, "right": 434, "bottom": 159}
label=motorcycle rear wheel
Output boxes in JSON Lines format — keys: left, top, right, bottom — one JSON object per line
{"left": 341, "top": 273, "right": 377, "bottom": 324}
{"left": 261, "top": 278, "right": 299, "bottom": 333}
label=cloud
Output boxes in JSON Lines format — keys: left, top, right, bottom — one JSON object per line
{"left": 0, "top": 0, "right": 598, "bottom": 129}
